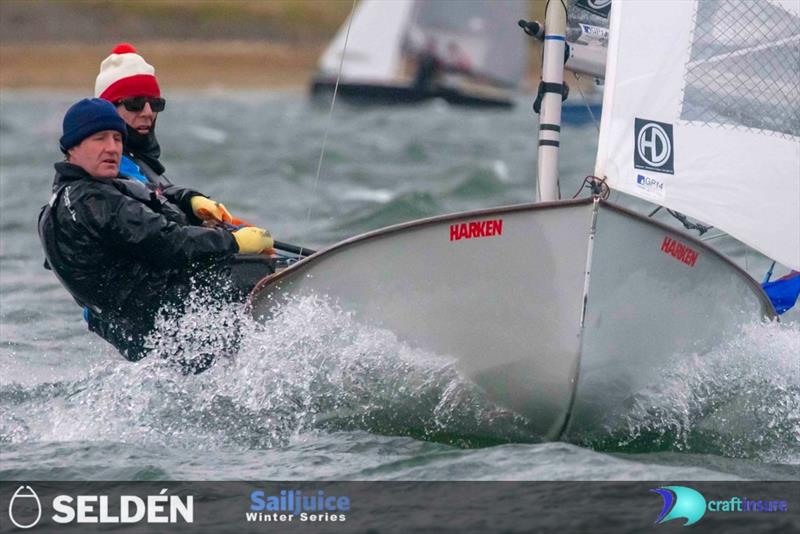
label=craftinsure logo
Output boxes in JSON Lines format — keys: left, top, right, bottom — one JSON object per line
{"left": 651, "top": 485, "right": 789, "bottom": 526}
{"left": 7, "top": 485, "right": 194, "bottom": 528}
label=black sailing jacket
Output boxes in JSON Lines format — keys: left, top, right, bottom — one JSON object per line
{"left": 38, "top": 162, "right": 239, "bottom": 360}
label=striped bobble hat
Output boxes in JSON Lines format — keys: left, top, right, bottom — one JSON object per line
{"left": 94, "top": 43, "right": 161, "bottom": 103}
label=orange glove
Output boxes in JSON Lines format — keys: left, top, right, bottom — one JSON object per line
{"left": 190, "top": 196, "right": 232, "bottom": 223}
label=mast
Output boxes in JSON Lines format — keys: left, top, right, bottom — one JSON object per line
{"left": 537, "top": 0, "right": 568, "bottom": 202}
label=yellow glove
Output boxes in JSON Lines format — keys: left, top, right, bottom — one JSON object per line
{"left": 233, "top": 226, "right": 274, "bottom": 254}
{"left": 190, "top": 195, "right": 232, "bottom": 223}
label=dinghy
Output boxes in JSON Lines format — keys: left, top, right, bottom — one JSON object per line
{"left": 255, "top": 0, "right": 799, "bottom": 440}
{"left": 310, "top": 0, "right": 528, "bottom": 108}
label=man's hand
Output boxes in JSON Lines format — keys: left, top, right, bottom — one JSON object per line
{"left": 190, "top": 195, "right": 232, "bottom": 223}
{"left": 233, "top": 226, "right": 274, "bottom": 254}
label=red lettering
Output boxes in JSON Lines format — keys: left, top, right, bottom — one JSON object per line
{"left": 675, "top": 243, "right": 685, "bottom": 262}
{"left": 449, "top": 218, "right": 505, "bottom": 242}
{"left": 660, "top": 235, "right": 699, "bottom": 267}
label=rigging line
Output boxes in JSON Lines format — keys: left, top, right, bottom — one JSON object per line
{"left": 571, "top": 72, "right": 600, "bottom": 134}
{"left": 303, "top": 0, "right": 358, "bottom": 251}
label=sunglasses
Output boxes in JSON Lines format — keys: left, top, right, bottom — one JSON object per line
{"left": 116, "top": 96, "right": 166, "bottom": 113}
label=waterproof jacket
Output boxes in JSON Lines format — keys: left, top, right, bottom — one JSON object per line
{"left": 121, "top": 125, "right": 172, "bottom": 188}
{"left": 39, "top": 162, "right": 239, "bottom": 360}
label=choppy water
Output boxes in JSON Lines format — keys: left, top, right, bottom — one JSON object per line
{"left": 0, "top": 91, "right": 798, "bottom": 482}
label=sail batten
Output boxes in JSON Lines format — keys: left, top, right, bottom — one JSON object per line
{"left": 595, "top": 0, "right": 800, "bottom": 270}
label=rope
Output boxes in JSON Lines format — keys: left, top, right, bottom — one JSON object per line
{"left": 666, "top": 209, "right": 713, "bottom": 235}
{"left": 762, "top": 260, "right": 776, "bottom": 284}
{"left": 572, "top": 175, "right": 610, "bottom": 200}
{"left": 649, "top": 205, "right": 713, "bottom": 236}
{"left": 571, "top": 72, "right": 601, "bottom": 134}
{"left": 303, "top": 0, "right": 358, "bottom": 254}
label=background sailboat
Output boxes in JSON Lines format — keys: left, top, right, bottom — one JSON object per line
{"left": 310, "top": 0, "right": 528, "bottom": 108}
{"left": 255, "top": 0, "right": 798, "bottom": 440}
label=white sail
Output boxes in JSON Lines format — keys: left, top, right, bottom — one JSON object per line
{"left": 595, "top": 0, "right": 800, "bottom": 270}
{"left": 317, "top": 0, "right": 415, "bottom": 83}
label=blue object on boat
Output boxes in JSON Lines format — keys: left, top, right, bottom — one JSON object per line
{"left": 762, "top": 271, "right": 800, "bottom": 314}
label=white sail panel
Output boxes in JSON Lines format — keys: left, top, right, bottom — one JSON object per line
{"left": 318, "top": 0, "right": 415, "bottom": 82}
{"left": 595, "top": 0, "right": 800, "bottom": 270}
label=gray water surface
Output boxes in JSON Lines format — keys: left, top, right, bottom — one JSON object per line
{"left": 0, "top": 91, "right": 797, "bottom": 481}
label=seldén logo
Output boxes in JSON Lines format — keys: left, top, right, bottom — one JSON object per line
{"left": 6, "top": 485, "right": 194, "bottom": 528}
{"left": 652, "top": 486, "right": 707, "bottom": 526}
{"left": 8, "top": 485, "right": 43, "bottom": 529}
{"left": 651, "top": 485, "right": 790, "bottom": 526}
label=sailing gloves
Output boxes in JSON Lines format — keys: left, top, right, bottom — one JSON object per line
{"left": 233, "top": 226, "right": 274, "bottom": 254}
{"left": 190, "top": 195, "right": 233, "bottom": 223}
{"left": 190, "top": 195, "right": 273, "bottom": 254}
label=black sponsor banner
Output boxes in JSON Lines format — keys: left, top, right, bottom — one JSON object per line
{"left": 1, "top": 481, "right": 798, "bottom": 533}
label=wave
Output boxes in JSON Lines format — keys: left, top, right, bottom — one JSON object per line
{"left": 326, "top": 191, "right": 442, "bottom": 238}
{"left": 581, "top": 320, "right": 800, "bottom": 464}
{"left": 2, "top": 292, "right": 797, "bottom": 464}
{"left": 0, "top": 293, "right": 537, "bottom": 450}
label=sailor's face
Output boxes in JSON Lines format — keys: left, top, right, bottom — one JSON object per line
{"left": 68, "top": 130, "right": 123, "bottom": 178}
{"left": 116, "top": 101, "right": 156, "bottom": 135}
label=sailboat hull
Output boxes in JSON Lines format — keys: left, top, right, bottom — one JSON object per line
{"left": 310, "top": 79, "right": 515, "bottom": 109}
{"left": 249, "top": 199, "right": 773, "bottom": 440}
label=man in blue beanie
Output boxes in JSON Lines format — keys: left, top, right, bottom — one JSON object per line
{"left": 39, "top": 98, "right": 274, "bottom": 372}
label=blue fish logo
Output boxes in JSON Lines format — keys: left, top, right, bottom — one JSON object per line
{"left": 651, "top": 486, "right": 707, "bottom": 526}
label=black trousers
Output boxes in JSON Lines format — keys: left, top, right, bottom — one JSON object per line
{"left": 86, "top": 266, "right": 246, "bottom": 374}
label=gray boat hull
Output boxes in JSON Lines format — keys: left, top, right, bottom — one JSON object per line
{"left": 250, "top": 199, "right": 774, "bottom": 440}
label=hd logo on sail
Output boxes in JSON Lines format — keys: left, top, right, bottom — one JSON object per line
{"left": 634, "top": 118, "right": 675, "bottom": 174}
{"left": 7, "top": 485, "right": 194, "bottom": 528}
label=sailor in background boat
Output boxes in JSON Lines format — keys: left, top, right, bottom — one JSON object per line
{"left": 411, "top": 36, "right": 473, "bottom": 93}
{"left": 38, "top": 99, "right": 274, "bottom": 372}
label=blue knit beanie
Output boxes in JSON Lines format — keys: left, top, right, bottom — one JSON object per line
{"left": 60, "top": 98, "right": 127, "bottom": 152}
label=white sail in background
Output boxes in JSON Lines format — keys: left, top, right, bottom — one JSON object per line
{"left": 316, "top": 0, "right": 527, "bottom": 93}
{"left": 318, "top": 0, "right": 414, "bottom": 82}
{"left": 595, "top": 0, "right": 800, "bottom": 270}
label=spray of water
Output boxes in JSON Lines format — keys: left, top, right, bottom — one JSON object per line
{"left": 585, "top": 320, "right": 800, "bottom": 463}
{"left": 0, "top": 292, "right": 537, "bottom": 450}
{"left": 2, "top": 290, "right": 797, "bottom": 462}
